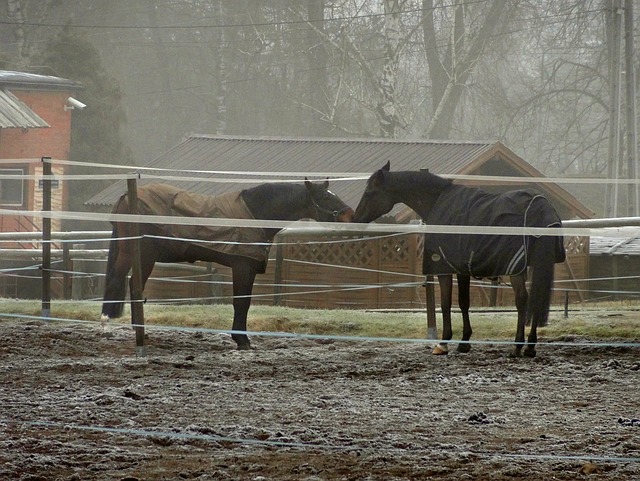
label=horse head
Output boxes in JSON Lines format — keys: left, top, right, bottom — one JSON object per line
{"left": 304, "top": 178, "right": 354, "bottom": 222}
{"left": 353, "top": 161, "right": 396, "bottom": 223}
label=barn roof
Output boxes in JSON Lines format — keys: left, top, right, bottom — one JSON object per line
{"left": 86, "top": 134, "right": 595, "bottom": 220}
{"left": 590, "top": 228, "right": 640, "bottom": 256}
{"left": 0, "top": 70, "right": 82, "bottom": 91}
{"left": 0, "top": 70, "right": 82, "bottom": 129}
{"left": 0, "top": 89, "right": 49, "bottom": 128}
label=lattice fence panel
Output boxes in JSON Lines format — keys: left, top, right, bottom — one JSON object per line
{"left": 565, "top": 236, "right": 589, "bottom": 255}
{"left": 284, "top": 236, "right": 377, "bottom": 267}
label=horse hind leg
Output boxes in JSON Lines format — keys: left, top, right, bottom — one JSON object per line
{"left": 230, "top": 260, "right": 257, "bottom": 350}
{"left": 456, "top": 274, "right": 473, "bottom": 353}
{"left": 509, "top": 273, "right": 528, "bottom": 358}
{"left": 523, "top": 237, "right": 556, "bottom": 358}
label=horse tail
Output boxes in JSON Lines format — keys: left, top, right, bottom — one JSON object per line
{"left": 526, "top": 234, "right": 559, "bottom": 327}
{"left": 101, "top": 198, "right": 129, "bottom": 319}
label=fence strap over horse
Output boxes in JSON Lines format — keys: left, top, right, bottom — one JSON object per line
{"left": 423, "top": 187, "right": 565, "bottom": 278}
{"left": 118, "top": 184, "right": 271, "bottom": 271}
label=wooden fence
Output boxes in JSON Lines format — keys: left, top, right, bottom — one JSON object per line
{"left": 272, "top": 232, "right": 590, "bottom": 310}
{"left": 144, "top": 231, "right": 590, "bottom": 310}
{"left": 0, "top": 230, "right": 590, "bottom": 309}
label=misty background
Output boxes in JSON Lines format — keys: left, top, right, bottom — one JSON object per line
{"left": 0, "top": 0, "right": 637, "bottom": 216}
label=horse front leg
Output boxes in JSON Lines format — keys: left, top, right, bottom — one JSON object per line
{"left": 509, "top": 272, "right": 528, "bottom": 358}
{"left": 231, "top": 261, "right": 257, "bottom": 350}
{"left": 457, "top": 274, "right": 472, "bottom": 353}
{"left": 101, "top": 239, "right": 132, "bottom": 321}
{"left": 433, "top": 274, "right": 453, "bottom": 355}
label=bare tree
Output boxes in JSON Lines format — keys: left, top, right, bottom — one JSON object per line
{"left": 3, "top": 0, "right": 56, "bottom": 69}
{"left": 421, "top": 0, "right": 513, "bottom": 139}
{"left": 12, "top": 0, "right": 631, "bottom": 202}
{"left": 498, "top": 1, "right": 611, "bottom": 176}
{"left": 377, "top": 0, "right": 404, "bottom": 137}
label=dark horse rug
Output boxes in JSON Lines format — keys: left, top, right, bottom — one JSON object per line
{"left": 119, "top": 184, "right": 271, "bottom": 272}
{"left": 423, "top": 186, "right": 565, "bottom": 278}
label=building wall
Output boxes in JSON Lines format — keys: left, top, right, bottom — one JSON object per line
{"left": 0, "top": 89, "right": 72, "bottom": 235}
{"left": 0, "top": 90, "right": 72, "bottom": 161}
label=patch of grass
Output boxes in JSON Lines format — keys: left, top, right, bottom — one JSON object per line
{"left": 540, "top": 313, "right": 640, "bottom": 339}
{"left": 0, "top": 299, "right": 638, "bottom": 341}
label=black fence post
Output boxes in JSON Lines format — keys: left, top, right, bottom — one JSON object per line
{"left": 273, "top": 238, "right": 283, "bottom": 306}
{"left": 62, "top": 243, "right": 71, "bottom": 299}
{"left": 41, "top": 157, "right": 51, "bottom": 318}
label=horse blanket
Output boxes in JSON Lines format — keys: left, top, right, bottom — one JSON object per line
{"left": 118, "top": 184, "right": 271, "bottom": 271}
{"left": 422, "top": 186, "right": 565, "bottom": 278}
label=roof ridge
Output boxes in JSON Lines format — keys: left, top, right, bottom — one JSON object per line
{"left": 184, "top": 133, "right": 496, "bottom": 146}
{"left": 0, "top": 70, "right": 82, "bottom": 90}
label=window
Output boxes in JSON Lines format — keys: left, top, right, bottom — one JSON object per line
{"left": 0, "top": 169, "right": 25, "bottom": 206}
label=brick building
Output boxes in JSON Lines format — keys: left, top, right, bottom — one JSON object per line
{"left": 0, "top": 70, "right": 83, "bottom": 235}
{"left": 0, "top": 71, "right": 83, "bottom": 297}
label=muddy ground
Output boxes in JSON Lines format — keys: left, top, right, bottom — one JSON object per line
{"left": 1, "top": 318, "right": 639, "bottom": 480}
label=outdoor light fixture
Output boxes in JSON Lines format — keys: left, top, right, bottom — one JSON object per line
{"left": 65, "top": 97, "right": 86, "bottom": 111}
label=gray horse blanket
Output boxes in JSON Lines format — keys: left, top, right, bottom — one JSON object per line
{"left": 119, "top": 184, "right": 271, "bottom": 271}
{"left": 422, "top": 186, "right": 565, "bottom": 278}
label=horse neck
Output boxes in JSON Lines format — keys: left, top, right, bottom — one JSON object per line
{"left": 387, "top": 171, "right": 451, "bottom": 219}
{"left": 241, "top": 184, "right": 311, "bottom": 222}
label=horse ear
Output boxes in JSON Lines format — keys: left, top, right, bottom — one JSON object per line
{"left": 382, "top": 161, "right": 390, "bottom": 171}
{"left": 323, "top": 178, "right": 329, "bottom": 189}
{"left": 304, "top": 177, "right": 312, "bottom": 190}
{"left": 371, "top": 168, "right": 386, "bottom": 188}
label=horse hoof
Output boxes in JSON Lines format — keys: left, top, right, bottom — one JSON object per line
{"left": 236, "top": 343, "right": 252, "bottom": 351}
{"left": 523, "top": 347, "right": 537, "bottom": 358}
{"left": 508, "top": 348, "right": 522, "bottom": 358}
{"left": 432, "top": 344, "right": 449, "bottom": 355}
{"left": 457, "top": 343, "right": 471, "bottom": 354}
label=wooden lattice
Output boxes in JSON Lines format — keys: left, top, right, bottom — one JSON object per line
{"left": 381, "top": 237, "right": 410, "bottom": 262}
{"left": 284, "top": 236, "right": 377, "bottom": 267}
{"left": 564, "top": 236, "right": 589, "bottom": 255}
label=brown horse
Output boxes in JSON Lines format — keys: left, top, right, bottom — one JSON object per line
{"left": 354, "top": 162, "right": 565, "bottom": 358}
{"left": 101, "top": 180, "right": 353, "bottom": 349}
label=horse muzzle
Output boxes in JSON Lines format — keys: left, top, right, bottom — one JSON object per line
{"left": 336, "top": 208, "right": 354, "bottom": 223}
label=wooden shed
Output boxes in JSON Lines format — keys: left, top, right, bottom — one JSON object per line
{"left": 87, "top": 135, "right": 595, "bottom": 309}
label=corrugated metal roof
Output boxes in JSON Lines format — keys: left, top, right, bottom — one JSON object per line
{"left": 590, "top": 228, "right": 640, "bottom": 256}
{"left": 0, "top": 70, "right": 82, "bottom": 91}
{"left": 0, "top": 89, "right": 50, "bottom": 128}
{"left": 86, "top": 135, "right": 594, "bottom": 220}
{"left": 87, "top": 135, "right": 496, "bottom": 207}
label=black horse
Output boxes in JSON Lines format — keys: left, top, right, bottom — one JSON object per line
{"left": 354, "top": 162, "right": 565, "bottom": 358}
{"left": 101, "top": 180, "right": 354, "bottom": 350}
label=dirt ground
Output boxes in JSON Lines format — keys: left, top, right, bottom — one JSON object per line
{"left": 1, "top": 318, "right": 639, "bottom": 481}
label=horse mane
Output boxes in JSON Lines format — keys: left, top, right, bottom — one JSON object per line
{"left": 241, "top": 182, "right": 307, "bottom": 218}
{"left": 242, "top": 182, "right": 304, "bottom": 202}
{"left": 386, "top": 170, "right": 453, "bottom": 194}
